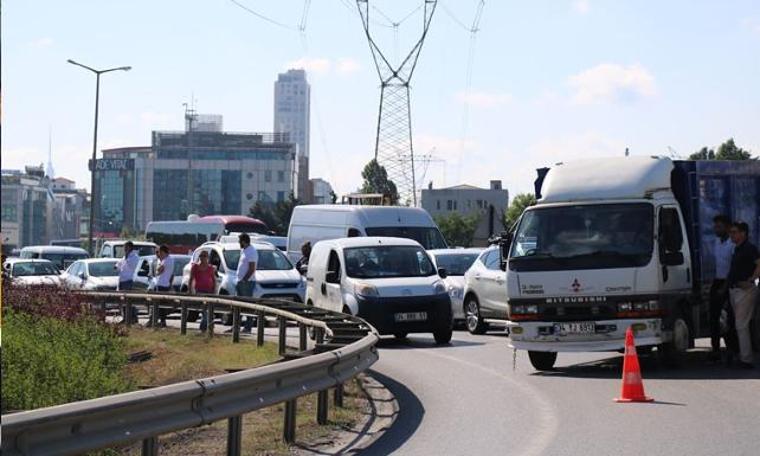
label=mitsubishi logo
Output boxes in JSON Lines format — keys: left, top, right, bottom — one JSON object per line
{"left": 571, "top": 279, "right": 581, "bottom": 293}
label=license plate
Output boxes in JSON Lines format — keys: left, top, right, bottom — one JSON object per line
{"left": 394, "top": 312, "right": 427, "bottom": 322}
{"left": 556, "top": 322, "right": 595, "bottom": 335}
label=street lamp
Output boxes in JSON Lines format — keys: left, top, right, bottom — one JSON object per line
{"left": 67, "top": 59, "right": 131, "bottom": 255}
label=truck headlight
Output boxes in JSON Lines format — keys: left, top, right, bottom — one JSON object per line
{"left": 618, "top": 302, "right": 633, "bottom": 312}
{"left": 356, "top": 283, "right": 379, "bottom": 297}
{"left": 511, "top": 304, "right": 538, "bottom": 314}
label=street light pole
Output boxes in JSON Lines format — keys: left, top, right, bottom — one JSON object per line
{"left": 67, "top": 59, "right": 131, "bottom": 255}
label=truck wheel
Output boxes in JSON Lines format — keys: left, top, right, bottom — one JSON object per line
{"left": 658, "top": 316, "right": 690, "bottom": 367}
{"left": 433, "top": 327, "right": 452, "bottom": 345}
{"left": 528, "top": 351, "right": 557, "bottom": 371}
{"left": 464, "top": 296, "right": 487, "bottom": 335}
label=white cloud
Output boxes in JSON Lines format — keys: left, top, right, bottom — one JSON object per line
{"left": 455, "top": 90, "right": 513, "bottom": 108}
{"left": 28, "top": 37, "right": 54, "bottom": 48}
{"left": 573, "top": 0, "right": 590, "bottom": 15}
{"left": 567, "top": 63, "right": 656, "bottom": 105}
{"left": 284, "top": 57, "right": 331, "bottom": 75}
{"left": 336, "top": 58, "right": 361, "bottom": 75}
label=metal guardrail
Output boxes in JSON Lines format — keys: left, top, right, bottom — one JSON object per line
{"left": 1, "top": 291, "right": 380, "bottom": 456}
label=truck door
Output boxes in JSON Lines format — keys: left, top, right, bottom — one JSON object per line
{"left": 657, "top": 206, "right": 691, "bottom": 292}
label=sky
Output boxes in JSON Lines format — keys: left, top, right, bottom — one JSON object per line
{"left": 3, "top": 0, "right": 760, "bottom": 198}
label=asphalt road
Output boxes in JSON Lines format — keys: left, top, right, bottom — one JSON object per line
{"left": 361, "top": 330, "right": 760, "bottom": 456}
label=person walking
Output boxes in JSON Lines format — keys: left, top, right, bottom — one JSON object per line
{"left": 708, "top": 215, "right": 738, "bottom": 361}
{"left": 152, "top": 245, "right": 174, "bottom": 327}
{"left": 296, "top": 241, "right": 311, "bottom": 275}
{"left": 237, "top": 233, "right": 258, "bottom": 333}
{"left": 116, "top": 241, "right": 140, "bottom": 323}
{"left": 727, "top": 221, "right": 760, "bottom": 369}
{"left": 189, "top": 250, "right": 217, "bottom": 332}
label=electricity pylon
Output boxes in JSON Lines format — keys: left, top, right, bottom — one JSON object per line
{"left": 356, "top": 0, "right": 438, "bottom": 206}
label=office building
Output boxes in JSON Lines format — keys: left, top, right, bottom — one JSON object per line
{"left": 274, "top": 69, "right": 310, "bottom": 201}
{"left": 310, "top": 178, "right": 334, "bottom": 204}
{"left": 92, "top": 118, "right": 297, "bottom": 234}
{"left": 1, "top": 166, "right": 54, "bottom": 250}
{"left": 421, "top": 180, "right": 510, "bottom": 246}
{"left": 50, "top": 177, "right": 89, "bottom": 241}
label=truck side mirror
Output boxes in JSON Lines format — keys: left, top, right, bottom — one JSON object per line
{"left": 499, "top": 231, "right": 512, "bottom": 271}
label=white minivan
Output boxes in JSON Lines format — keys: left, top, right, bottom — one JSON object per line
{"left": 306, "top": 237, "right": 453, "bottom": 344}
{"left": 287, "top": 205, "right": 448, "bottom": 262}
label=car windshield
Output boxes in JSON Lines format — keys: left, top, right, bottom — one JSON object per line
{"left": 88, "top": 261, "right": 120, "bottom": 277}
{"left": 225, "top": 249, "right": 293, "bottom": 271}
{"left": 345, "top": 246, "right": 436, "bottom": 279}
{"left": 173, "top": 257, "right": 190, "bottom": 276}
{"left": 13, "top": 262, "right": 59, "bottom": 276}
{"left": 510, "top": 203, "right": 654, "bottom": 271}
{"left": 39, "top": 253, "right": 88, "bottom": 269}
{"left": 433, "top": 253, "right": 480, "bottom": 276}
{"left": 364, "top": 227, "right": 448, "bottom": 250}
{"left": 114, "top": 245, "right": 156, "bottom": 258}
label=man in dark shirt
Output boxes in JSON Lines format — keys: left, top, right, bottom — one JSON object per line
{"left": 727, "top": 222, "right": 760, "bottom": 368}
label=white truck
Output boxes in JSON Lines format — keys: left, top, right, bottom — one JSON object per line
{"left": 498, "top": 156, "right": 760, "bottom": 370}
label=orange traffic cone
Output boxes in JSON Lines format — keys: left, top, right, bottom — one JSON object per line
{"left": 614, "top": 326, "right": 654, "bottom": 403}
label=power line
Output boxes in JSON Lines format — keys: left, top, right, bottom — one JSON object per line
{"left": 228, "top": 0, "right": 298, "bottom": 31}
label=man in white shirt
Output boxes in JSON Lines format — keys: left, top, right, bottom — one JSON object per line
{"left": 152, "top": 245, "right": 175, "bottom": 327}
{"left": 709, "top": 215, "right": 737, "bottom": 360}
{"left": 236, "top": 233, "right": 258, "bottom": 333}
{"left": 116, "top": 241, "right": 140, "bottom": 323}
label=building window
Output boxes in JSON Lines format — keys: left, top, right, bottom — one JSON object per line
{"left": 277, "top": 170, "right": 285, "bottom": 183}
{"left": 264, "top": 170, "right": 272, "bottom": 183}
{"left": 467, "top": 200, "right": 472, "bottom": 209}
{"left": 247, "top": 172, "right": 253, "bottom": 179}
{"left": 246, "top": 193, "right": 253, "bottom": 201}
{"left": 447, "top": 200, "right": 453, "bottom": 211}
{"left": 454, "top": 200, "right": 458, "bottom": 210}
{"left": 277, "top": 191, "right": 285, "bottom": 202}
{"left": 436, "top": 200, "right": 440, "bottom": 210}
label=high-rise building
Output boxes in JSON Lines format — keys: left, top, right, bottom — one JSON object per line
{"left": 274, "top": 69, "right": 310, "bottom": 201}
{"left": 1, "top": 166, "right": 54, "bottom": 250}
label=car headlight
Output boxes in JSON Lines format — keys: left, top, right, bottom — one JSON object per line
{"left": 433, "top": 280, "right": 446, "bottom": 295}
{"left": 356, "top": 283, "right": 379, "bottom": 297}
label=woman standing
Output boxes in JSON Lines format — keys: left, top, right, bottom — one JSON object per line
{"left": 189, "top": 251, "right": 217, "bottom": 332}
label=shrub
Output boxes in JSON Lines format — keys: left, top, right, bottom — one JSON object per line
{"left": 1, "top": 310, "right": 130, "bottom": 412}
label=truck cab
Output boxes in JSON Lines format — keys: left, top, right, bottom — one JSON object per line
{"left": 501, "top": 157, "right": 695, "bottom": 370}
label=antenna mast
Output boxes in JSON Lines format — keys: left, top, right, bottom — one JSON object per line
{"left": 356, "top": 0, "right": 438, "bottom": 206}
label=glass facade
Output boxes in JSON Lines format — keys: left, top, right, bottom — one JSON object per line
{"left": 99, "top": 170, "right": 125, "bottom": 232}
{"left": 1, "top": 189, "right": 18, "bottom": 222}
{"left": 153, "top": 169, "right": 241, "bottom": 220}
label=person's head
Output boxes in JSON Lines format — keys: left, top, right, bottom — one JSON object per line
{"left": 198, "top": 250, "right": 209, "bottom": 265}
{"left": 238, "top": 233, "right": 251, "bottom": 249}
{"left": 158, "top": 245, "right": 170, "bottom": 259}
{"left": 124, "top": 241, "right": 134, "bottom": 254}
{"left": 301, "top": 241, "right": 311, "bottom": 257}
{"left": 713, "top": 214, "right": 731, "bottom": 237}
{"left": 729, "top": 221, "right": 749, "bottom": 245}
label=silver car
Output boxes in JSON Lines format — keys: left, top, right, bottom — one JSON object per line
{"left": 60, "top": 258, "right": 121, "bottom": 290}
{"left": 428, "top": 248, "right": 483, "bottom": 327}
{"left": 462, "top": 247, "right": 508, "bottom": 334}
{"left": 2, "top": 258, "right": 61, "bottom": 287}
{"left": 133, "top": 254, "right": 191, "bottom": 291}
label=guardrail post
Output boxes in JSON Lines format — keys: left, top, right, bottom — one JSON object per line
{"left": 124, "top": 296, "right": 133, "bottom": 327}
{"left": 298, "top": 323, "right": 307, "bottom": 351}
{"left": 317, "top": 390, "right": 329, "bottom": 425}
{"left": 315, "top": 327, "right": 324, "bottom": 344}
{"left": 256, "top": 311, "right": 266, "bottom": 347}
{"left": 206, "top": 302, "right": 215, "bottom": 338}
{"left": 278, "top": 317, "right": 287, "bottom": 355}
{"left": 227, "top": 415, "right": 242, "bottom": 456}
{"left": 232, "top": 307, "right": 241, "bottom": 343}
{"left": 334, "top": 384, "right": 344, "bottom": 408}
{"left": 283, "top": 399, "right": 297, "bottom": 443}
{"left": 100, "top": 300, "right": 107, "bottom": 320}
{"left": 180, "top": 302, "right": 188, "bottom": 335}
{"left": 150, "top": 299, "right": 159, "bottom": 328}
{"left": 141, "top": 436, "right": 158, "bottom": 456}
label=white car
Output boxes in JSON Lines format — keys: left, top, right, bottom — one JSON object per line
{"left": 181, "top": 240, "right": 306, "bottom": 302}
{"left": 305, "top": 237, "right": 453, "bottom": 344}
{"left": 133, "top": 254, "right": 191, "bottom": 291}
{"left": 462, "top": 246, "right": 508, "bottom": 334}
{"left": 428, "top": 248, "right": 483, "bottom": 327}
{"left": 2, "top": 258, "right": 61, "bottom": 286}
{"left": 99, "top": 240, "right": 157, "bottom": 258}
{"left": 61, "top": 258, "right": 121, "bottom": 290}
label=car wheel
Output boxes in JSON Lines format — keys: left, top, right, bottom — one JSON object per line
{"left": 464, "top": 296, "right": 487, "bottom": 335}
{"left": 658, "top": 315, "right": 690, "bottom": 367}
{"left": 187, "top": 311, "right": 200, "bottom": 323}
{"left": 433, "top": 327, "right": 452, "bottom": 345}
{"left": 528, "top": 351, "right": 557, "bottom": 371}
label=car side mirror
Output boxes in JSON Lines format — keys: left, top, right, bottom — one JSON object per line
{"left": 325, "top": 270, "right": 338, "bottom": 283}
{"left": 437, "top": 267, "right": 448, "bottom": 279}
{"left": 662, "top": 251, "right": 684, "bottom": 266}
{"left": 78, "top": 272, "right": 86, "bottom": 280}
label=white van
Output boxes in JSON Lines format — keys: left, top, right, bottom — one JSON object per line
{"left": 306, "top": 237, "right": 453, "bottom": 344}
{"left": 19, "top": 245, "right": 89, "bottom": 270}
{"left": 287, "top": 205, "right": 448, "bottom": 262}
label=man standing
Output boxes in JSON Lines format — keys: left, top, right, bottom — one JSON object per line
{"left": 153, "top": 245, "right": 174, "bottom": 327}
{"left": 709, "top": 215, "right": 736, "bottom": 360}
{"left": 116, "top": 241, "right": 140, "bottom": 323}
{"left": 296, "top": 241, "right": 311, "bottom": 275}
{"left": 237, "top": 233, "right": 258, "bottom": 333}
{"left": 727, "top": 221, "right": 760, "bottom": 369}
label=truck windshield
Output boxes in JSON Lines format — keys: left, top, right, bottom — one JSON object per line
{"left": 345, "top": 246, "right": 436, "bottom": 279}
{"left": 364, "top": 227, "right": 447, "bottom": 250}
{"left": 510, "top": 203, "right": 654, "bottom": 271}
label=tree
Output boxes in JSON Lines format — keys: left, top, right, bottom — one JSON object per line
{"left": 249, "top": 193, "right": 301, "bottom": 235}
{"left": 504, "top": 193, "right": 536, "bottom": 230}
{"left": 435, "top": 213, "right": 480, "bottom": 248}
{"left": 360, "top": 159, "right": 399, "bottom": 205}
{"left": 688, "top": 138, "right": 754, "bottom": 161}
